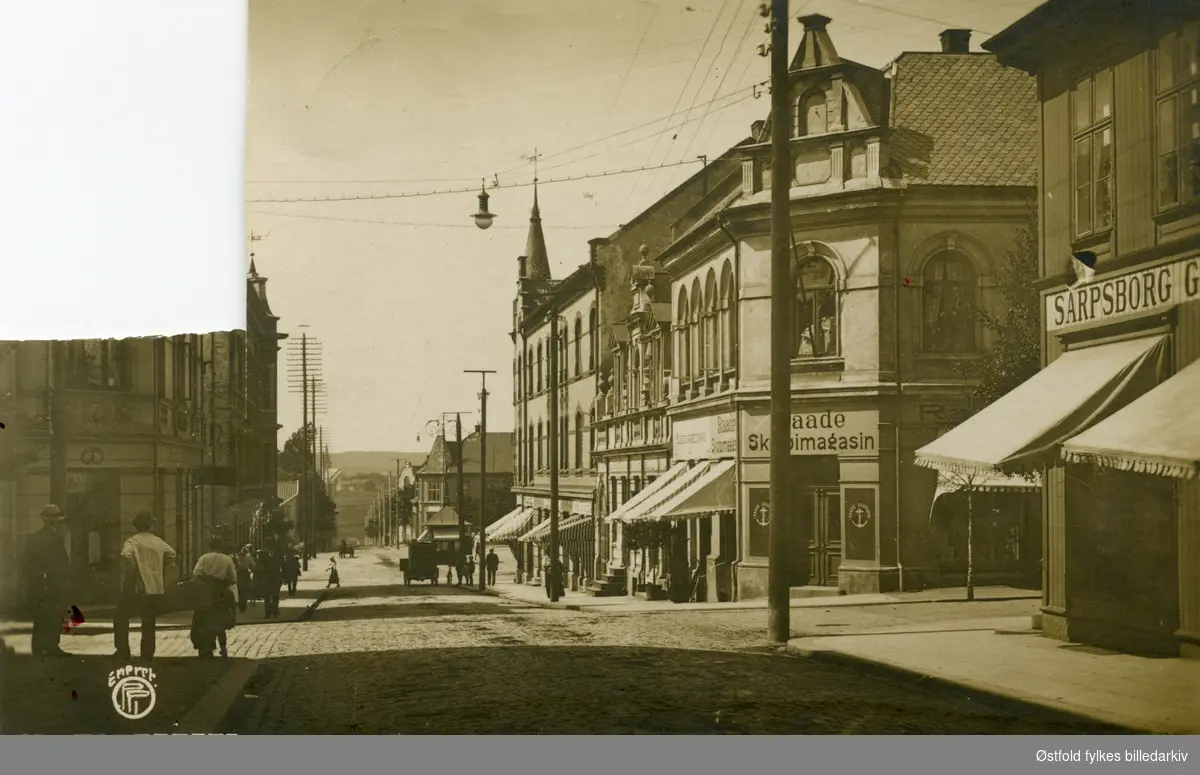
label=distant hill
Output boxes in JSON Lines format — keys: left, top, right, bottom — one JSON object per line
{"left": 330, "top": 451, "right": 428, "bottom": 477}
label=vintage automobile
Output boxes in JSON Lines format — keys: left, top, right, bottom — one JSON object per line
{"left": 399, "top": 540, "right": 442, "bottom": 585}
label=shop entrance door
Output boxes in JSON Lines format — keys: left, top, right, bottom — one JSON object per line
{"left": 806, "top": 488, "right": 842, "bottom": 586}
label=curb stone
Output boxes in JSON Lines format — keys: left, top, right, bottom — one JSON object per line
{"left": 784, "top": 644, "right": 1138, "bottom": 733}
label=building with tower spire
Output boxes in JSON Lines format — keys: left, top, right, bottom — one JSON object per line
{"left": 503, "top": 147, "right": 746, "bottom": 592}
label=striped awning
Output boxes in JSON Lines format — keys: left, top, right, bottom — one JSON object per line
{"left": 640, "top": 459, "right": 736, "bottom": 522}
{"left": 602, "top": 462, "right": 689, "bottom": 523}
{"left": 490, "top": 508, "right": 536, "bottom": 542}
{"left": 485, "top": 505, "right": 527, "bottom": 540}
{"left": 518, "top": 513, "right": 591, "bottom": 543}
{"left": 614, "top": 462, "right": 717, "bottom": 524}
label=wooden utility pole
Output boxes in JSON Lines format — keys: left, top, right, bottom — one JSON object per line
{"left": 456, "top": 412, "right": 466, "bottom": 559}
{"left": 465, "top": 369, "right": 495, "bottom": 592}
{"left": 301, "top": 336, "right": 310, "bottom": 570}
{"left": 767, "top": 0, "right": 793, "bottom": 643}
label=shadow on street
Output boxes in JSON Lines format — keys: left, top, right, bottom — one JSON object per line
{"left": 215, "top": 645, "right": 1132, "bottom": 735}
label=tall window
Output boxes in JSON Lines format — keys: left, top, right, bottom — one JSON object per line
{"left": 588, "top": 410, "right": 596, "bottom": 468}
{"left": 561, "top": 415, "right": 569, "bottom": 469}
{"left": 704, "top": 269, "right": 718, "bottom": 373}
{"left": 690, "top": 279, "right": 702, "bottom": 378}
{"left": 537, "top": 421, "right": 544, "bottom": 470}
{"left": 794, "top": 258, "right": 839, "bottom": 358}
{"left": 1072, "top": 68, "right": 1114, "bottom": 238}
{"left": 632, "top": 348, "right": 642, "bottom": 409}
{"left": 676, "top": 288, "right": 690, "bottom": 381}
{"left": 560, "top": 331, "right": 568, "bottom": 383}
{"left": 574, "top": 411, "right": 584, "bottom": 469}
{"left": 588, "top": 307, "right": 598, "bottom": 371}
{"left": 922, "top": 251, "right": 978, "bottom": 353}
{"left": 536, "top": 341, "right": 543, "bottom": 393}
{"left": 720, "top": 260, "right": 735, "bottom": 370}
{"left": 573, "top": 316, "right": 582, "bottom": 377}
{"left": 796, "top": 89, "right": 827, "bottom": 136}
{"left": 526, "top": 347, "right": 533, "bottom": 394}
{"left": 515, "top": 353, "right": 522, "bottom": 401}
{"left": 67, "top": 340, "right": 132, "bottom": 390}
{"left": 1157, "top": 24, "right": 1200, "bottom": 210}
{"left": 527, "top": 423, "right": 534, "bottom": 478}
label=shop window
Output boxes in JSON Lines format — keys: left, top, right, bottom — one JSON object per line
{"left": 921, "top": 251, "right": 978, "bottom": 353}
{"left": 67, "top": 340, "right": 132, "bottom": 390}
{"left": 793, "top": 257, "right": 839, "bottom": 358}
{"left": 1156, "top": 24, "right": 1200, "bottom": 211}
{"left": 1072, "top": 68, "right": 1114, "bottom": 238}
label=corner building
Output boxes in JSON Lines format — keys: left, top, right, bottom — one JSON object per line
{"left": 607, "top": 16, "right": 1042, "bottom": 600}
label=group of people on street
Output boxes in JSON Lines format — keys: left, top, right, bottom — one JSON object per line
{"left": 442, "top": 549, "right": 501, "bottom": 586}
{"left": 19, "top": 502, "right": 308, "bottom": 660}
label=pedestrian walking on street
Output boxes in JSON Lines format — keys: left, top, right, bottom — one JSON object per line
{"left": 20, "top": 505, "right": 72, "bottom": 658}
{"left": 282, "top": 550, "right": 301, "bottom": 596}
{"left": 465, "top": 556, "right": 475, "bottom": 586}
{"left": 445, "top": 565, "right": 453, "bottom": 585}
{"left": 326, "top": 555, "right": 340, "bottom": 588}
{"left": 258, "top": 546, "right": 285, "bottom": 618}
{"left": 454, "top": 555, "right": 465, "bottom": 585}
{"left": 235, "top": 546, "right": 255, "bottom": 612}
{"left": 113, "top": 511, "right": 177, "bottom": 660}
{"left": 191, "top": 538, "right": 237, "bottom": 658}
{"left": 485, "top": 548, "right": 499, "bottom": 586}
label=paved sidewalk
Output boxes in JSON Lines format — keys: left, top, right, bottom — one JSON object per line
{"left": 480, "top": 576, "right": 1039, "bottom": 614}
{"left": 788, "top": 618, "right": 1200, "bottom": 734}
{"left": 0, "top": 559, "right": 336, "bottom": 638}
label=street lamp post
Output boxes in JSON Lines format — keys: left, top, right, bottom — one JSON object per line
{"left": 465, "top": 369, "right": 496, "bottom": 593}
{"left": 547, "top": 311, "right": 565, "bottom": 603}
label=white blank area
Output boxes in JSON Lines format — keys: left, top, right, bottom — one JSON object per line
{"left": 0, "top": 1, "right": 247, "bottom": 339}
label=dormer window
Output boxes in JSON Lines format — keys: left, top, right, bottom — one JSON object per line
{"left": 795, "top": 88, "right": 828, "bottom": 137}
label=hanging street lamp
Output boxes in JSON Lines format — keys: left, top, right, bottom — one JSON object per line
{"left": 473, "top": 180, "right": 496, "bottom": 230}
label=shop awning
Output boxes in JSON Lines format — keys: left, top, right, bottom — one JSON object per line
{"left": 616, "top": 461, "right": 721, "bottom": 524}
{"left": 1061, "top": 357, "right": 1200, "bottom": 479}
{"left": 490, "top": 508, "right": 536, "bottom": 542}
{"left": 485, "top": 505, "right": 527, "bottom": 540}
{"left": 602, "top": 462, "right": 689, "bottom": 523}
{"left": 519, "top": 513, "right": 592, "bottom": 543}
{"left": 914, "top": 334, "right": 1167, "bottom": 476}
{"left": 641, "top": 459, "right": 736, "bottom": 522}
{"left": 928, "top": 469, "right": 1041, "bottom": 521}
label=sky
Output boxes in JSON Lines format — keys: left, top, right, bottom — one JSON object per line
{"left": 246, "top": 0, "right": 1043, "bottom": 453}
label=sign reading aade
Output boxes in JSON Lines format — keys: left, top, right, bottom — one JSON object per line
{"left": 1046, "top": 255, "right": 1200, "bottom": 331}
{"left": 742, "top": 410, "right": 879, "bottom": 457}
{"left": 671, "top": 413, "right": 737, "bottom": 460}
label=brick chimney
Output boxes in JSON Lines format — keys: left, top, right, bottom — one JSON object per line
{"left": 940, "top": 29, "right": 971, "bottom": 54}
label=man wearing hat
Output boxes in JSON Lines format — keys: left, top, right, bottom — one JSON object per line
{"left": 20, "top": 504, "right": 72, "bottom": 657}
{"left": 114, "top": 511, "right": 176, "bottom": 660}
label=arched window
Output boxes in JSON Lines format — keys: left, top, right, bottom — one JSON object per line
{"left": 536, "top": 341, "right": 543, "bottom": 392}
{"left": 676, "top": 287, "right": 690, "bottom": 381}
{"left": 526, "top": 347, "right": 533, "bottom": 394}
{"left": 573, "top": 316, "right": 582, "bottom": 378}
{"left": 561, "top": 330, "right": 568, "bottom": 382}
{"left": 720, "top": 260, "right": 735, "bottom": 370}
{"left": 690, "top": 278, "right": 702, "bottom": 378}
{"left": 704, "top": 269, "right": 718, "bottom": 372}
{"left": 588, "top": 307, "right": 598, "bottom": 371}
{"left": 796, "top": 89, "right": 828, "bottom": 137}
{"left": 516, "top": 428, "right": 523, "bottom": 480}
{"left": 537, "top": 421, "right": 544, "bottom": 470}
{"left": 561, "top": 415, "right": 570, "bottom": 468}
{"left": 574, "top": 410, "right": 583, "bottom": 469}
{"left": 528, "top": 423, "right": 534, "bottom": 478}
{"left": 794, "top": 257, "right": 839, "bottom": 358}
{"left": 922, "top": 251, "right": 978, "bottom": 353}
{"left": 515, "top": 352, "right": 522, "bottom": 400}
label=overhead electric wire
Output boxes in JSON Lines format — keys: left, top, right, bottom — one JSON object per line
{"left": 246, "top": 210, "right": 619, "bottom": 231}
{"left": 245, "top": 158, "right": 706, "bottom": 204}
{"left": 679, "top": 5, "right": 759, "bottom": 169}
{"left": 615, "top": 0, "right": 732, "bottom": 217}
{"left": 596, "top": 4, "right": 660, "bottom": 141}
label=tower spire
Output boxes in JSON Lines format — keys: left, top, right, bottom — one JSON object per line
{"left": 523, "top": 167, "right": 551, "bottom": 281}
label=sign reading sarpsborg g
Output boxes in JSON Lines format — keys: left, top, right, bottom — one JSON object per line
{"left": 1046, "top": 254, "right": 1200, "bottom": 332}
{"left": 741, "top": 410, "right": 879, "bottom": 458}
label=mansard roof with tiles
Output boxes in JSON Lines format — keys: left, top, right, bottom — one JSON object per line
{"left": 737, "top": 14, "right": 1037, "bottom": 202}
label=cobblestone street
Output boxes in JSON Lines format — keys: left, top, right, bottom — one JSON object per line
{"left": 203, "top": 550, "right": 1120, "bottom": 734}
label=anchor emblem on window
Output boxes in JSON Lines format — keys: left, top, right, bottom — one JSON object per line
{"left": 849, "top": 502, "right": 871, "bottom": 529}
{"left": 752, "top": 501, "right": 771, "bottom": 527}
